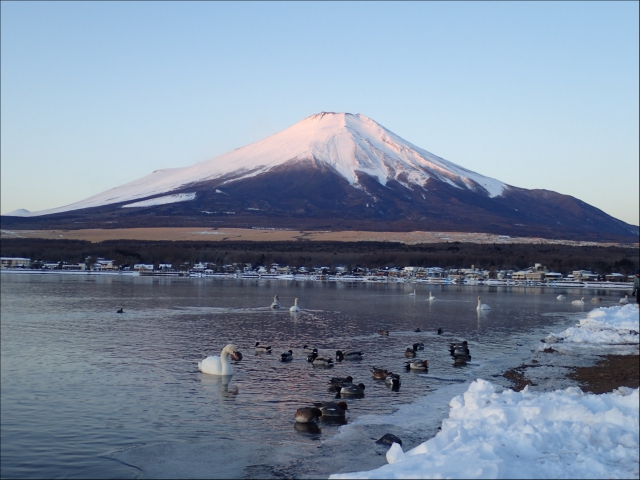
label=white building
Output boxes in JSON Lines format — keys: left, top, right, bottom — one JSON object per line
{"left": 1, "top": 257, "right": 31, "bottom": 268}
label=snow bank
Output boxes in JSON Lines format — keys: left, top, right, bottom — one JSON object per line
{"left": 330, "top": 380, "right": 639, "bottom": 479}
{"left": 542, "top": 304, "right": 639, "bottom": 346}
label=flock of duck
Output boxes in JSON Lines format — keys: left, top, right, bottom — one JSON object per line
{"left": 196, "top": 294, "right": 475, "bottom": 429}
{"left": 194, "top": 289, "right": 628, "bottom": 429}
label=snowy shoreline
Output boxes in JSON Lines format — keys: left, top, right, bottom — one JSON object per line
{"left": 330, "top": 305, "right": 640, "bottom": 479}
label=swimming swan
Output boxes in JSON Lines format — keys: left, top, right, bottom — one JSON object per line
{"left": 290, "top": 298, "right": 301, "bottom": 312}
{"left": 619, "top": 295, "right": 629, "bottom": 304}
{"left": 477, "top": 297, "right": 490, "bottom": 311}
{"left": 198, "top": 344, "right": 242, "bottom": 376}
{"left": 271, "top": 295, "right": 281, "bottom": 309}
{"left": 409, "top": 290, "right": 416, "bottom": 296}
{"left": 571, "top": 297, "right": 585, "bottom": 305}
{"left": 557, "top": 295, "right": 566, "bottom": 300}
{"left": 428, "top": 292, "right": 435, "bottom": 301}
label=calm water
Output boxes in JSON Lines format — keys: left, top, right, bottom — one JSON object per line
{"left": 0, "top": 274, "right": 623, "bottom": 479}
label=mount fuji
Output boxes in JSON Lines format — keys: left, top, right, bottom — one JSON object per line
{"left": 3, "top": 112, "right": 637, "bottom": 241}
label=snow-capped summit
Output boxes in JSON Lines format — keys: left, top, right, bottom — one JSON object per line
{"left": 18, "top": 112, "right": 506, "bottom": 217}
{"left": 3, "top": 112, "right": 637, "bottom": 241}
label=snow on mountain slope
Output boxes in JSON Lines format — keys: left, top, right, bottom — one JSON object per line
{"left": 19, "top": 112, "right": 508, "bottom": 217}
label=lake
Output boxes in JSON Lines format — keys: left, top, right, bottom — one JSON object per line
{"left": 0, "top": 274, "right": 621, "bottom": 478}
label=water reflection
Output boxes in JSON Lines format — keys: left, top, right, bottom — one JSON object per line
{"left": 294, "top": 422, "right": 322, "bottom": 434}
{"left": 198, "top": 373, "right": 239, "bottom": 397}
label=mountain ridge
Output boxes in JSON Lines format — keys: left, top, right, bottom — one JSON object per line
{"left": 2, "top": 112, "right": 637, "bottom": 242}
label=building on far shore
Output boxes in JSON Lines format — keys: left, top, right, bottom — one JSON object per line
{"left": 1, "top": 257, "right": 31, "bottom": 268}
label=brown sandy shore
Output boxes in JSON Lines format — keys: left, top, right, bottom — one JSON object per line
{"left": 504, "top": 354, "right": 640, "bottom": 394}
{"left": 1, "top": 227, "right": 637, "bottom": 247}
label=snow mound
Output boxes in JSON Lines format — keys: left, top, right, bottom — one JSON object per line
{"left": 542, "top": 304, "right": 640, "bottom": 347}
{"left": 121, "top": 192, "right": 196, "bottom": 208}
{"left": 330, "top": 379, "right": 639, "bottom": 479}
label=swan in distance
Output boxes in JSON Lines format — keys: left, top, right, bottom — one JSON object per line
{"left": 428, "top": 292, "right": 435, "bottom": 301}
{"left": 290, "top": 298, "right": 301, "bottom": 312}
{"left": 477, "top": 297, "right": 490, "bottom": 311}
{"left": 571, "top": 297, "right": 585, "bottom": 305}
{"left": 198, "top": 344, "right": 242, "bottom": 376}
{"left": 619, "top": 295, "right": 629, "bottom": 305}
{"left": 271, "top": 295, "right": 281, "bottom": 309}
{"left": 557, "top": 295, "right": 566, "bottom": 300}
{"left": 409, "top": 290, "right": 416, "bottom": 296}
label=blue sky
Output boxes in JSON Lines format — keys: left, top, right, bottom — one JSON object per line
{"left": 1, "top": 1, "right": 638, "bottom": 226}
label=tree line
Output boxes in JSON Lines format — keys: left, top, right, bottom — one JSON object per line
{"left": 1, "top": 238, "right": 638, "bottom": 275}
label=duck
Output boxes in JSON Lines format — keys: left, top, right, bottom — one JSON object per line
{"left": 294, "top": 407, "right": 323, "bottom": 424}
{"left": 198, "top": 344, "right": 242, "bottom": 376}
{"left": 329, "top": 376, "right": 353, "bottom": 386}
{"left": 591, "top": 297, "right": 602, "bottom": 303}
{"left": 385, "top": 373, "right": 401, "bottom": 388}
{"left": 313, "top": 401, "right": 348, "bottom": 417}
{"left": 557, "top": 294, "right": 566, "bottom": 300}
{"left": 306, "top": 351, "right": 319, "bottom": 362}
{"left": 620, "top": 295, "right": 629, "bottom": 305}
{"left": 303, "top": 345, "right": 317, "bottom": 354}
{"left": 281, "top": 350, "right": 293, "bottom": 362}
{"left": 437, "top": 327, "right": 443, "bottom": 335}
{"left": 571, "top": 297, "right": 585, "bottom": 305}
{"left": 312, "top": 356, "right": 334, "bottom": 368}
{"left": 404, "top": 347, "right": 417, "bottom": 358}
{"left": 116, "top": 308, "right": 124, "bottom": 314}
{"left": 405, "top": 359, "right": 429, "bottom": 371}
{"left": 413, "top": 342, "right": 425, "bottom": 350}
{"left": 270, "top": 295, "right": 281, "bottom": 309}
{"left": 409, "top": 290, "right": 416, "bottom": 296}
{"left": 344, "top": 350, "right": 364, "bottom": 360}
{"left": 254, "top": 341, "right": 272, "bottom": 353}
{"left": 379, "top": 330, "right": 390, "bottom": 336}
{"left": 414, "top": 328, "right": 422, "bottom": 333}
{"left": 336, "top": 350, "right": 364, "bottom": 361}
{"left": 477, "top": 296, "right": 490, "bottom": 311}
{"left": 371, "top": 367, "right": 389, "bottom": 380}
{"left": 452, "top": 346, "right": 470, "bottom": 357}
{"left": 449, "top": 341, "right": 468, "bottom": 354}
{"left": 428, "top": 292, "right": 435, "bottom": 301}
{"left": 290, "top": 298, "right": 301, "bottom": 312}
{"left": 340, "top": 383, "right": 366, "bottom": 397}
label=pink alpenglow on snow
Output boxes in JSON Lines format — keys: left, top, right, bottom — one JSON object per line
{"left": 13, "top": 112, "right": 507, "bottom": 217}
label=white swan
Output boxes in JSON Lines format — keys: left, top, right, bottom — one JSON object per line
{"left": 290, "top": 298, "right": 301, "bottom": 312}
{"left": 557, "top": 295, "right": 566, "bottom": 300}
{"left": 198, "top": 344, "right": 242, "bottom": 376}
{"left": 571, "top": 297, "right": 585, "bottom": 305}
{"left": 408, "top": 290, "right": 416, "bottom": 296}
{"left": 476, "top": 296, "right": 490, "bottom": 311}
{"left": 270, "top": 295, "right": 281, "bottom": 309}
{"left": 428, "top": 292, "right": 435, "bottom": 301}
{"left": 619, "top": 295, "right": 629, "bottom": 304}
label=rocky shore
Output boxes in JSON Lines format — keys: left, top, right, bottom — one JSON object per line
{"left": 568, "top": 354, "right": 639, "bottom": 394}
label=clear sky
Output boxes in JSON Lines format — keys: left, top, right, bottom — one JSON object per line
{"left": 1, "top": 1, "right": 638, "bottom": 226}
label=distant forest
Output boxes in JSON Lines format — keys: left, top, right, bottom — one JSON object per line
{"left": 2, "top": 238, "right": 638, "bottom": 275}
